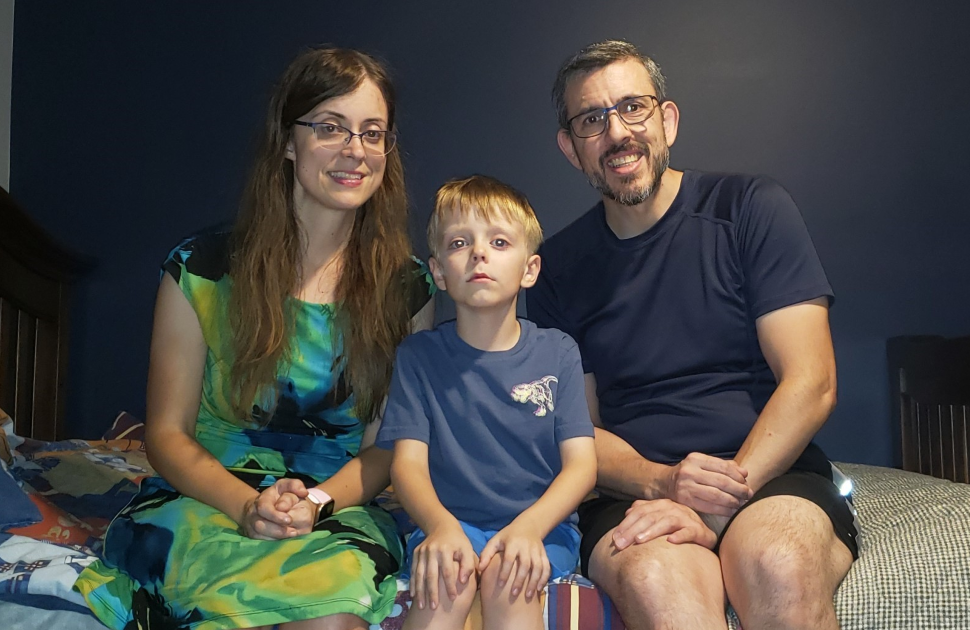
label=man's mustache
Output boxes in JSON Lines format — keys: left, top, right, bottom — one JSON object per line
{"left": 599, "top": 141, "right": 650, "bottom": 169}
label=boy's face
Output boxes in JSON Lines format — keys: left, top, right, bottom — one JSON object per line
{"left": 429, "top": 206, "right": 540, "bottom": 311}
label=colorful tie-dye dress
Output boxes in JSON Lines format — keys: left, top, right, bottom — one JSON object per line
{"left": 74, "top": 230, "right": 434, "bottom": 630}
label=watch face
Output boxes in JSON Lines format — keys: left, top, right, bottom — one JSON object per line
{"left": 319, "top": 499, "right": 335, "bottom": 518}
{"left": 307, "top": 488, "right": 335, "bottom": 525}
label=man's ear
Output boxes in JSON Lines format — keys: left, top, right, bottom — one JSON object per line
{"left": 520, "top": 254, "right": 541, "bottom": 289}
{"left": 557, "top": 129, "right": 583, "bottom": 171}
{"left": 428, "top": 256, "right": 448, "bottom": 291}
{"left": 660, "top": 100, "right": 680, "bottom": 147}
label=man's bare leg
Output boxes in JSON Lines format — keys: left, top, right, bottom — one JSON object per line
{"left": 587, "top": 528, "right": 728, "bottom": 630}
{"left": 719, "top": 496, "right": 853, "bottom": 630}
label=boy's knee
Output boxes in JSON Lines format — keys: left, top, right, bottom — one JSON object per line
{"left": 478, "top": 552, "right": 510, "bottom": 600}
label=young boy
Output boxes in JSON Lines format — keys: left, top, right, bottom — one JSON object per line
{"left": 375, "top": 175, "right": 596, "bottom": 630}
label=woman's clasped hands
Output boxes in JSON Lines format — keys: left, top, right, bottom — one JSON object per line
{"left": 240, "top": 478, "right": 317, "bottom": 540}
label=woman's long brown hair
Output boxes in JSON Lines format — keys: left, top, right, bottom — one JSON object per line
{"left": 227, "top": 47, "right": 412, "bottom": 425}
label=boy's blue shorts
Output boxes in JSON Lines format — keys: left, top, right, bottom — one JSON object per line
{"left": 402, "top": 520, "right": 580, "bottom": 581}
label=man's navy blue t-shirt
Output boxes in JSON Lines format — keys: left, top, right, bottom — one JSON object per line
{"left": 526, "top": 170, "right": 833, "bottom": 465}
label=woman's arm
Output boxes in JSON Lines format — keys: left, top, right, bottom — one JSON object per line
{"left": 308, "top": 297, "right": 436, "bottom": 509}
{"left": 145, "top": 274, "right": 292, "bottom": 536}
{"left": 310, "top": 417, "right": 393, "bottom": 512}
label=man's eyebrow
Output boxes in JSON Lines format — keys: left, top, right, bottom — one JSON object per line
{"left": 575, "top": 94, "right": 649, "bottom": 116}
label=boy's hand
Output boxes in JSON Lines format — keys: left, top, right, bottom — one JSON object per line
{"left": 410, "top": 522, "right": 478, "bottom": 610}
{"left": 478, "top": 520, "right": 550, "bottom": 602}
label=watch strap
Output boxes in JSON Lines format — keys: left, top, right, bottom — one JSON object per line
{"left": 306, "top": 487, "right": 335, "bottom": 525}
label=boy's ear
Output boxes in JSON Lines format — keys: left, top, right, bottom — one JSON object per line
{"left": 428, "top": 256, "right": 448, "bottom": 291}
{"left": 520, "top": 254, "right": 541, "bottom": 289}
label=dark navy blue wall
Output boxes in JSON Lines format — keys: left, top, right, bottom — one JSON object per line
{"left": 10, "top": 1, "right": 970, "bottom": 466}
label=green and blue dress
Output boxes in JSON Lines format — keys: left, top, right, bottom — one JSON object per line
{"left": 75, "top": 230, "right": 433, "bottom": 629}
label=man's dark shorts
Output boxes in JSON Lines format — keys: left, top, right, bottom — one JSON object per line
{"left": 577, "top": 448, "right": 860, "bottom": 577}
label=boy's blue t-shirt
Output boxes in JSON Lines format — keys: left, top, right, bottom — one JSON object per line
{"left": 375, "top": 319, "right": 594, "bottom": 531}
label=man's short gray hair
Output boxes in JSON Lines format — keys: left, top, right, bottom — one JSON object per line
{"left": 552, "top": 39, "right": 667, "bottom": 130}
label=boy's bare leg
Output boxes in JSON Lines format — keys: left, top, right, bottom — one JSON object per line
{"left": 719, "top": 496, "right": 852, "bottom": 630}
{"left": 479, "top": 554, "right": 544, "bottom": 630}
{"left": 402, "top": 572, "right": 478, "bottom": 630}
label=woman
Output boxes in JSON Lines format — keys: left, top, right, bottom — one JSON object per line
{"left": 75, "top": 46, "right": 434, "bottom": 630}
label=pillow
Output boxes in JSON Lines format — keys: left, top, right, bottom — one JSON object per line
{"left": 0, "top": 460, "right": 42, "bottom": 529}
{"left": 0, "top": 408, "right": 42, "bottom": 529}
{"left": 0, "top": 406, "right": 14, "bottom": 464}
{"left": 5, "top": 493, "right": 101, "bottom": 551}
{"left": 101, "top": 411, "right": 145, "bottom": 441}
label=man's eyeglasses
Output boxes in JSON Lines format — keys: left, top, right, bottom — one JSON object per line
{"left": 566, "top": 95, "right": 660, "bottom": 138}
{"left": 292, "top": 121, "right": 397, "bottom": 156}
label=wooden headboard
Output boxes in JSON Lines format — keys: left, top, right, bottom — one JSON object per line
{"left": 0, "top": 187, "right": 93, "bottom": 440}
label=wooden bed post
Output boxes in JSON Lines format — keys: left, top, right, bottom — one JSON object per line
{"left": 0, "top": 186, "right": 95, "bottom": 440}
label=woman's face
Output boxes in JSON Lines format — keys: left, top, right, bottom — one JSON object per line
{"left": 286, "top": 78, "right": 390, "bottom": 216}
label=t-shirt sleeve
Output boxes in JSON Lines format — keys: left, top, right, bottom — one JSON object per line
{"left": 553, "top": 334, "right": 595, "bottom": 443}
{"left": 375, "top": 342, "right": 432, "bottom": 449}
{"left": 160, "top": 235, "right": 204, "bottom": 311}
{"left": 405, "top": 256, "right": 436, "bottom": 319}
{"left": 736, "top": 179, "right": 834, "bottom": 319}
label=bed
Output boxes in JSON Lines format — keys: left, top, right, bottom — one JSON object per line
{"left": 2, "top": 185, "right": 970, "bottom": 630}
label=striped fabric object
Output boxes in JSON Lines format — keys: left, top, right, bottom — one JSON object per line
{"left": 545, "top": 576, "right": 625, "bottom": 630}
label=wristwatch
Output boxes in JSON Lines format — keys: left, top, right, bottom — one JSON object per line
{"left": 307, "top": 487, "right": 335, "bottom": 526}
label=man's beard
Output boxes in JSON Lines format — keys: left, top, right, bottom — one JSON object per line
{"left": 584, "top": 141, "right": 670, "bottom": 206}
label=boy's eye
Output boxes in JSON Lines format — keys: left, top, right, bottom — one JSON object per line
{"left": 448, "top": 238, "right": 466, "bottom": 250}
{"left": 492, "top": 239, "right": 509, "bottom": 248}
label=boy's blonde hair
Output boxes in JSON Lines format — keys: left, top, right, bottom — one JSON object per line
{"left": 428, "top": 175, "right": 543, "bottom": 257}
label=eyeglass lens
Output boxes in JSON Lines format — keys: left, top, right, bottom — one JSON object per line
{"left": 569, "top": 96, "right": 657, "bottom": 138}
{"left": 313, "top": 124, "right": 396, "bottom": 155}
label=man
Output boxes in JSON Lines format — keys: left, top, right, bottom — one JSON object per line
{"left": 527, "top": 40, "right": 858, "bottom": 630}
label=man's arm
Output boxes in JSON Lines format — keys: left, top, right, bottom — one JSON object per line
{"left": 733, "top": 296, "right": 837, "bottom": 493}
{"left": 587, "top": 373, "right": 751, "bottom": 514}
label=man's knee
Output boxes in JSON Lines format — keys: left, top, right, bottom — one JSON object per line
{"left": 721, "top": 495, "right": 852, "bottom": 599}
{"left": 589, "top": 530, "right": 720, "bottom": 601}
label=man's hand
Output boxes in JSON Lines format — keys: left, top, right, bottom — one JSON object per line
{"left": 240, "top": 478, "right": 310, "bottom": 540}
{"left": 478, "top": 520, "right": 550, "bottom": 602}
{"left": 612, "top": 498, "right": 718, "bottom": 550}
{"left": 410, "top": 521, "right": 478, "bottom": 610}
{"left": 664, "top": 452, "right": 752, "bottom": 516}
